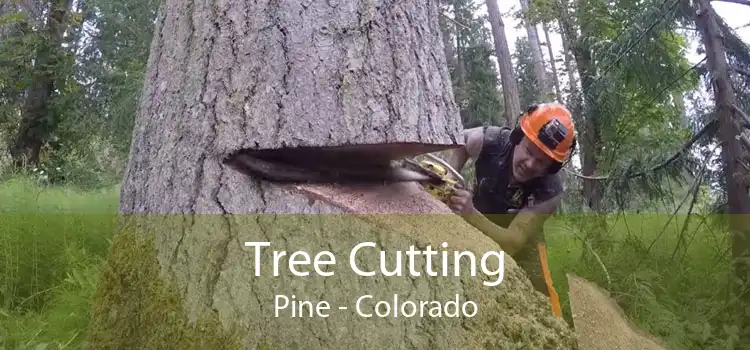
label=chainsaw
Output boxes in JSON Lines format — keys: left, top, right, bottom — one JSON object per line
{"left": 223, "top": 147, "right": 467, "bottom": 204}
{"left": 400, "top": 154, "right": 466, "bottom": 203}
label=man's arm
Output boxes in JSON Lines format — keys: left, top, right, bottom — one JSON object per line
{"left": 459, "top": 195, "right": 560, "bottom": 255}
{"left": 459, "top": 172, "right": 563, "bottom": 255}
{"left": 503, "top": 194, "right": 561, "bottom": 251}
{"left": 444, "top": 127, "right": 484, "bottom": 176}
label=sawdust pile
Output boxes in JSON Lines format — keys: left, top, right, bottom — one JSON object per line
{"left": 567, "top": 273, "right": 669, "bottom": 350}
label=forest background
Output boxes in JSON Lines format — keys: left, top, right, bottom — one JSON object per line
{"left": 1, "top": 0, "right": 750, "bottom": 348}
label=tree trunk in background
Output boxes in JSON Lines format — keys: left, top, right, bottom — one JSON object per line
{"left": 86, "top": 0, "right": 576, "bottom": 348}
{"left": 542, "top": 22, "right": 563, "bottom": 102}
{"left": 556, "top": 24, "right": 580, "bottom": 213}
{"left": 694, "top": 0, "right": 750, "bottom": 343}
{"left": 452, "top": 0, "right": 470, "bottom": 123}
{"left": 555, "top": 0, "right": 602, "bottom": 213}
{"left": 454, "top": 0, "right": 466, "bottom": 87}
{"left": 577, "top": 42, "right": 603, "bottom": 214}
{"left": 519, "top": 0, "right": 551, "bottom": 102}
{"left": 485, "top": 0, "right": 521, "bottom": 125}
{"left": 672, "top": 91, "right": 688, "bottom": 126}
{"left": 439, "top": 1, "right": 456, "bottom": 73}
{"left": 559, "top": 26, "right": 578, "bottom": 103}
{"left": 9, "top": 0, "right": 72, "bottom": 167}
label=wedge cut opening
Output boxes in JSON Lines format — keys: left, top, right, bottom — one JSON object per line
{"left": 223, "top": 142, "right": 460, "bottom": 185}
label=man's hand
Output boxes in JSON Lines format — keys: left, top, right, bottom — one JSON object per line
{"left": 447, "top": 188, "right": 476, "bottom": 214}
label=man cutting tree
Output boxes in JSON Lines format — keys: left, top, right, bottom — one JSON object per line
{"left": 444, "top": 102, "right": 577, "bottom": 318}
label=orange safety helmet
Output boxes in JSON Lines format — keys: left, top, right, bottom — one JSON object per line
{"left": 510, "top": 103, "right": 577, "bottom": 169}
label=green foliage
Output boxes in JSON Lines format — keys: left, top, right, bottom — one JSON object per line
{"left": 0, "top": 0, "right": 159, "bottom": 188}
{"left": 82, "top": 0, "right": 160, "bottom": 154}
{"left": 458, "top": 44, "right": 504, "bottom": 127}
{"left": 547, "top": 214, "right": 739, "bottom": 350}
{"left": 0, "top": 17, "right": 39, "bottom": 135}
{"left": 534, "top": 0, "right": 704, "bottom": 213}
{"left": 0, "top": 178, "right": 118, "bottom": 349}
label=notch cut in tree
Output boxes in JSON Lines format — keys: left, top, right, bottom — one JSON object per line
{"left": 87, "top": 0, "right": 577, "bottom": 348}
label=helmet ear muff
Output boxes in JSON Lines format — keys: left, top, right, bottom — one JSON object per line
{"left": 547, "top": 135, "right": 577, "bottom": 174}
{"left": 510, "top": 104, "right": 539, "bottom": 145}
{"left": 548, "top": 162, "right": 563, "bottom": 174}
{"left": 510, "top": 126, "right": 523, "bottom": 145}
{"left": 524, "top": 104, "right": 540, "bottom": 116}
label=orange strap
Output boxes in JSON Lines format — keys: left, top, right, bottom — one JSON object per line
{"left": 537, "top": 242, "right": 562, "bottom": 318}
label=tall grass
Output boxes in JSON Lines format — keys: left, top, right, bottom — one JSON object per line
{"left": 545, "top": 214, "right": 737, "bottom": 350}
{"left": 0, "top": 176, "right": 738, "bottom": 349}
{"left": 0, "top": 177, "right": 119, "bottom": 349}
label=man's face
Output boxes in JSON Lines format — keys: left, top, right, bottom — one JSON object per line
{"left": 511, "top": 136, "right": 555, "bottom": 182}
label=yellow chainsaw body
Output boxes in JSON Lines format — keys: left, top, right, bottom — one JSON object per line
{"left": 416, "top": 159, "right": 460, "bottom": 203}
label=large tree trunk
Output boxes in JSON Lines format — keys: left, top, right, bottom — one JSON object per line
{"left": 519, "top": 0, "right": 551, "bottom": 101}
{"left": 694, "top": 0, "right": 750, "bottom": 343}
{"left": 86, "top": 0, "right": 576, "bottom": 348}
{"left": 485, "top": 0, "right": 521, "bottom": 125}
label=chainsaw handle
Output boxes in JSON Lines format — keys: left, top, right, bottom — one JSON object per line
{"left": 424, "top": 153, "right": 466, "bottom": 188}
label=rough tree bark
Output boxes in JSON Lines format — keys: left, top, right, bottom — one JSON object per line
{"left": 485, "top": 0, "right": 521, "bottom": 125}
{"left": 86, "top": 0, "right": 576, "bottom": 349}
{"left": 694, "top": 0, "right": 750, "bottom": 343}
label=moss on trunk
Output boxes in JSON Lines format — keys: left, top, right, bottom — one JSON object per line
{"left": 85, "top": 219, "right": 242, "bottom": 350}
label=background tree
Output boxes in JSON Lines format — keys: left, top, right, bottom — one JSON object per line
{"left": 692, "top": 0, "right": 750, "bottom": 343}
{"left": 485, "top": 0, "right": 522, "bottom": 124}
{"left": 513, "top": 37, "right": 542, "bottom": 108}
{"left": 444, "top": 0, "right": 505, "bottom": 127}
{"left": 517, "top": 0, "right": 552, "bottom": 101}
